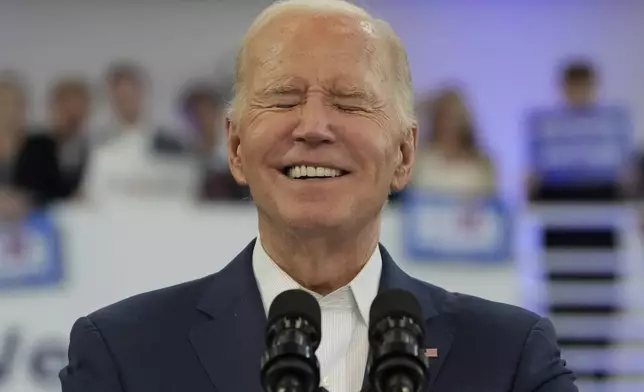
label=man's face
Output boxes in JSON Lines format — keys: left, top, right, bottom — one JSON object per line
{"left": 227, "top": 14, "right": 416, "bottom": 233}
{"left": 564, "top": 80, "right": 596, "bottom": 107}
{"left": 110, "top": 79, "right": 142, "bottom": 121}
{"left": 53, "top": 91, "right": 90, "bottom": 134}
{"left": 192, "top": 100, "right": 220, "bottom": 133}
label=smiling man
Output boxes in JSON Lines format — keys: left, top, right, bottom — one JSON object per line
{"left": 60, "top": 1, "right": 577, "bottom": 392}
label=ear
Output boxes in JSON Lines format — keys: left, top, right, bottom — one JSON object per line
{"left": 390, "top": 125, "right": 417, "bottom": 192}
{"left": 226, "top": 117, "right": 248, "bottom": 186}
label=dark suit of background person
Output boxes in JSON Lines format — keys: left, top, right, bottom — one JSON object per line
{"left": 0, "top": 72, "right": 67, "bottom": 208}
{"left": 10, "top": 133, "right": 67, "bottom": 206}
{"left": 59, "top": 240, "right": 576, "bottom": 392}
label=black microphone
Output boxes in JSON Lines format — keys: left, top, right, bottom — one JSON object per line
{"left": 260, "top": 289, "right": 322, "bottom": 392}
{"left": 367, "top": 289, "right": 430, "bottom": 392}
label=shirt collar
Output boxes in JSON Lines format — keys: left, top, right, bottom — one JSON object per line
{"left": 252, "top": 237, "right": 382, "bottom": 324}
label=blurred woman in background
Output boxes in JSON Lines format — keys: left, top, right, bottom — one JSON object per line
{"left": 0, "top": 72, "right": 61, "bottom": 219}
{"left": 412, "top": 88, "right": 496, "bottom": 197}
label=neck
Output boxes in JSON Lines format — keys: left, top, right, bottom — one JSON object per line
{"left": 258, "top": 216, "right": 380, "bottom": 295}
{"left": 54, "top": 126, "right": 80, "bottom": 142}
{"left": 118, "top": 115, "right": 142, "bottom": 128}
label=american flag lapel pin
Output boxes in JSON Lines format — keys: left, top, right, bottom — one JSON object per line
{"left": 424, "top": 348, "right": 438, "bottom": 358}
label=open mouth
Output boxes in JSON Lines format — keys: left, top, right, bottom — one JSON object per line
{"left": 281, "top": 164, "right": 349, "bottom": 180}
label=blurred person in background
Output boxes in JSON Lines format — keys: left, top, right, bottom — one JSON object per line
{"left": 36, "top": 76, "right": 91, "bottom": 200}
{"left": 181, "top": 83, "right": 249, "bottom": 201}
{"left": 561, "top": 61, "right": 597, "bottom": 108}
{"left": 412, "top": 88, "right": 496, "bottom": 197}
{"left": 0, "top": 71, "right": 62, "bottom": 219}
{"left": 84, "top": 62, "right": 196, "bottom": 202}
{"left": 96, "top": 61, "right": 184, "bottom": 152}
{"left": 528, "top": 60, "right": 635, "bottom": 201}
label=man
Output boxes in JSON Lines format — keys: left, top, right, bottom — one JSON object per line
{"left": 96, "top": 61, "right": 184, "bottom": 152}
{"left": 37, "top": 76, "right": 91, "bottom": 200}
{"left": 560, "top": 61, "right": 597, "bottom": 108}
{"left": 60, "top": 1, "right": 577, "bottom": 391}
{"left": 180, "top": 82, "right": 250, "bottom": 201}
{"left": 528, "top": 61, "right": 631, "bottom": 201}
{"left": 84, "top": 62, "right": 196, "bottom": 201}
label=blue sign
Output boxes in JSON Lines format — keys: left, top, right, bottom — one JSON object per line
{"left": 527, "top": 106, "right": 632, "bottom": 185}
{"left": 401, "top": 191, "right": 512, "bottom": 262}
{"left": 0, "top": 211, "right": 63, "bottom": 290}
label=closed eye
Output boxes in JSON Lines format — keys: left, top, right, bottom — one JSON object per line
{"left": 335, "top": 104, "right": 363, "bottom": 112}
{"left": 273, "top": 103, "right": 299, "bottom": 109}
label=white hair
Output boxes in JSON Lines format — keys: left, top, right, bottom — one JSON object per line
{"left": 227, "top": 0, "right": 416, "bottom": 131}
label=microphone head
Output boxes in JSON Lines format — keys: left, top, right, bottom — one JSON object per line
{"left": 369, "top": 289, "right": 424, "bottom": 332}
{"left": 267, "top": 289, "right": 322, "bottom": 337}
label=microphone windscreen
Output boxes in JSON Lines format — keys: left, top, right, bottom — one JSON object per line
{"left": 369, "top": 289, "right": 424, "bottom": 329}
{"left": 267, "top": 289, "right": 321, "bottom": 333}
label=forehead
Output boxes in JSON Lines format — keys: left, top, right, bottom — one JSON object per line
{"left": 247, "top": 14, "right": 385, "bottom": 91}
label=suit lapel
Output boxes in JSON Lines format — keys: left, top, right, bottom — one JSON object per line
{"left": 189, "top": 240, "right": 267, "bottom": 392}
{"left": 421, "top": 316, "right": 453, "bottom": 391}
{"left": 366, "top": 245, "right": 454, "bottom": 391}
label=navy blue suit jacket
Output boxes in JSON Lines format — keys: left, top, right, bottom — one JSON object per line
{"left": 60, "top": 240, "right": 577, "bottom": 391}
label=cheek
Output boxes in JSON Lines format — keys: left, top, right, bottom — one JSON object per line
{"left": 347, "top": 124, "right": 397, "bottom": 176}
{"left": 239, "top": 111, "right": 298, "bottom": 169}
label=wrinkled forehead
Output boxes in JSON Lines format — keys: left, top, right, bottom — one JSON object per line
{"left": 245, "top": 14, "right": 388, "bottom": 93}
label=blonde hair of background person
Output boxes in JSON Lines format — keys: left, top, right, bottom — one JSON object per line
{"left": 412, "top": 87, "right": 497, "bottom": 197}
{"left": 59, "top": 1, "right": 577, "bottom": 391}
{"left": 0, "top": 73, "right": 32, "bottom": 219}
{"left": 0, "top": 72, "right": 26, "bottom": 140}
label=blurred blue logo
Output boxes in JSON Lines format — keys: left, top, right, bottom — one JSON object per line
{"left": 527, "top": 106, "right": 632, "bottom": 185}
{"left": 0, "top": 212, "right": 63, "bottom": 290}
{"left": 401, "top": 192, "right": 512, "bottom": 262}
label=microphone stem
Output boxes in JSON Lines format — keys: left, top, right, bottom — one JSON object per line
{"left": 276, "top": 375, "right": 305, "bottom": 392}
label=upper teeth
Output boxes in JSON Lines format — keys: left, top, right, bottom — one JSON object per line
{"left": 287, "top": 165, "right": 343, "bottom": 179}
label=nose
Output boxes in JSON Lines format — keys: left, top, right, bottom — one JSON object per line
{"left": 292, "top": 98, "right": 335, "bottom": 145}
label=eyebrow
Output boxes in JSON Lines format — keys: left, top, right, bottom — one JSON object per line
{"left": 256, "top": 76, "right": 305, "bottom": 97}
{"left": 255, "top": 78, "right": 381, "bottom": 104}
{"left": 330, "top": 86, "right": 381, "bottom": 106}
{"left": 261, "top": 85, "right": 302, "bottom": 96}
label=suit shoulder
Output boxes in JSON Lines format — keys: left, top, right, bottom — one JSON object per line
{"left": 412, "top": 278, "right": 541, "bottom": 333}
{"left": 451, "top": 291, "right": 541, "bottom": 331}
{"left": 88, "top": 274, "right": 214, "bottom": 329}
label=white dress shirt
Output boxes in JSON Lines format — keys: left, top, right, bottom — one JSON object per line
{"left": 252, "top": 239, "right": 382, "bottom": 392}
{"left": 84, "top": 125, "right": 197, "bottom": 203}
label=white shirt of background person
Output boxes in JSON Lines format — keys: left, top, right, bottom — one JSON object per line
{"left": 83, "top": 119, "right": 198, "bottom": 204}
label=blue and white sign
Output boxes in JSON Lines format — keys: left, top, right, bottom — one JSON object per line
{"left": 0, "top": 212, "right": 63, "bottom": 290}
{"left": 401, "top": 191, "right": 512, "bottom": 262}
{"left": 527, "top": 106, "right": 632, "bottom": 185}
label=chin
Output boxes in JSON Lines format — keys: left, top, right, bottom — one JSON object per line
{"left": 277, "top": 203, "right": 351, "bottom": 233}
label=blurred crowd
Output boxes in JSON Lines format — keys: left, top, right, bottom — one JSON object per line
{"left": 0, "top": 57, "right": 637, "bottom": 220}
{"left": 0, "top": 61, "right": 252, "bottom": 221}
